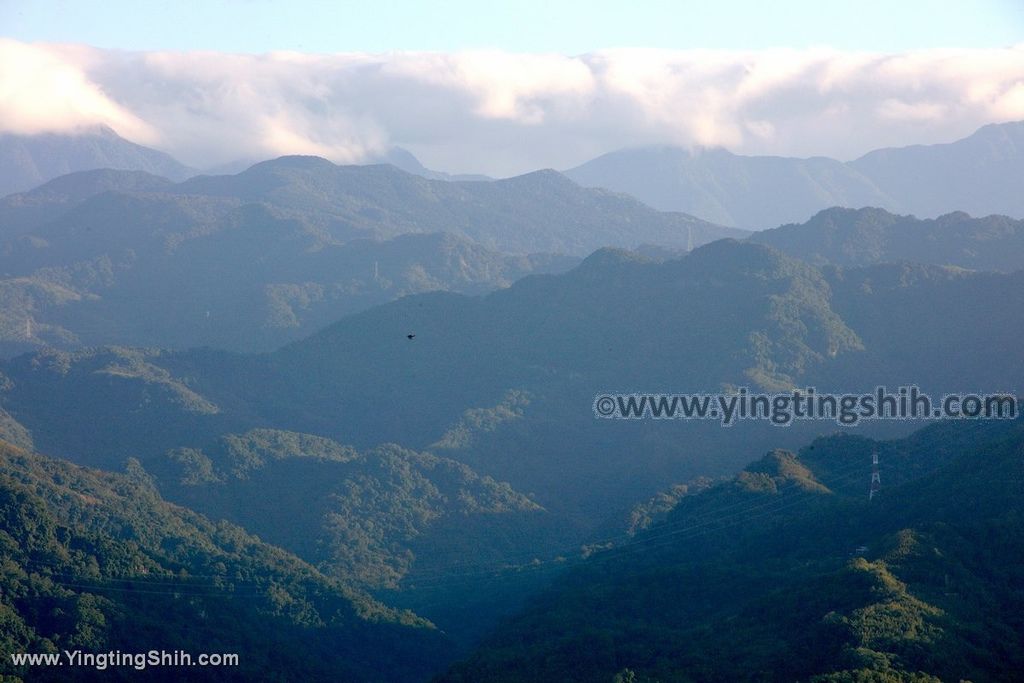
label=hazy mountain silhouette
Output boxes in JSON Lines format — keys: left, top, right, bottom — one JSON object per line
{"left": 0, "top": 158, "right": 740, "bottom": 354}
{"left": 367, "top": 146, "right": 492, "bottom": 181}
{"left": 849, "top": 121, "right": 1024, "bottom": 219}
{"left": 173, "top": 157, "right": 737, "bottom": 253}
{"left": 566, "top": 121, "right": 1024, "bottom": 228}
{"left": 0, "top": 125, "right": 194, "bottom": 198}
{"left": 751, "top": 206, "right": 1024, "bottom": 271}
{"left": 566, "top": 145, "right": 891, "bottom": 229}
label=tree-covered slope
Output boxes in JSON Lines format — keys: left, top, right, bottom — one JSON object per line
{"left": 0, "top": 158, "right": 739, "bottom": 354}
{"left": 144, "top": 428, "right": 552, "bottom": 591}
{"left": 751, "top": 207, "right": 1024, "bottom": 272}
{"left": 440, "top": 418, "right": 1024, "bottom": 682}
{"left": 173, "top": 159, "right": 738, "bottom": 254}
{"left": 0, "top": 440, "right": 454, "bottom": 682}
{"left": 2, "top": 240, "right": 1021, "bottom": 530}
{"left": 142, "top": 427, "right": 570, "bottom": 647}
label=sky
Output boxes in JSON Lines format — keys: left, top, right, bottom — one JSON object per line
{"left": 1, "top": 1, "right": 1023, "bottom": 175}
{"left": 3, "top": 0, "right": 1022, "bottom": 53}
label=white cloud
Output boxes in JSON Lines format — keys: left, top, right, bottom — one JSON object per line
{"left": 1, "top": 40, "right": 1023, "bottom": 175}
{"left": 0, "top": 39, "right": 158, "bottom": 143}
{"left": 877, "top": 98, "right": 948, "bottom": 122}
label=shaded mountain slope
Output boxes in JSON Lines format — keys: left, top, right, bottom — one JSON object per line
{"left": 0, "top": 126, "right": 193, "bottom": 198}
{"left": 566, "top": 145, "right": 891, "bottom": 229}
{"left": 751, "top": 206, "right": 1024, "bottom": 272}
{"left": 3, "top": 239, "right": 1021, "bottom": 530}
{"left": 440, "top": 418, "right": 1024, "bottom": 682}
{"left": 0, "top": 440, "right": 454, "bottom": 682}
{"left": 565, "top": 121, "right": 1024, "bottom": 228}
{"left": 0, "top": 158, "right": 738, "bottom": 354}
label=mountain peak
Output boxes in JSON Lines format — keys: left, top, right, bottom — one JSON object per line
{"left": 249, "top": 155, "right": 338, "bottom": 172}
{"left": 14, "top": 168, "right": 173, "bottom": 201}
{"left": 801, "top": 205, "right": 904, "bottom": 226}
{"left": 577, "top": 246, "right": 650, "bottom": 271}
{"left": 753, "top": 205, "right": 1024, "bottom": 271}
{"left": 744, "top": 449, "right": 825, "bottom": 490}
{"left": 0, "top": 127, "right": 193, "bottom": 197}
{"left": 963, "top": 119, "right": 1024, "bottom": 144}
{"left": 497, "top": 168, "right": 575, "bottom": 189}
{"left": 686, "top": 237, "right": 788, "bottom": 269}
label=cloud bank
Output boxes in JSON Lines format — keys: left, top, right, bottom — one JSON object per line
{"left": 2, "top": 39, "right": 1023, "bottom": 175}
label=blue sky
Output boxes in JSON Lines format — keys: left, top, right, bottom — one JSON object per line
{"left": 2, "top": 0, "right": 1022, "bottom": 53}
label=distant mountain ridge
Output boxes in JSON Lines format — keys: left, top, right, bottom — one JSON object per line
{"left": 7, "top": 121, "right": 1024, "bottom": 230}
{"left": 565, "top": 121, "right": 1024, "bottom": 228}
{"left": 750, "top": 206, "right": 1024, "bottom": 272}
{"left": 368, "top": 146, "right": 492, "bottom": 182}
{"left": 0, "top": 124, "right": 492, "bottom": 201}
{"left": 172, "top": 157, "right": 736, "bottom": 253}
{"left": 848, "top": 121, "right": 1024, "bottom": 219}
{"left": 0, "top": 157, "right": 738, "bottom": 354}
{"left": 0, "top": 125, "right": 194, "bottom": 198}
{"left": 566, "top": 145, "right": 891, "bottom": 229}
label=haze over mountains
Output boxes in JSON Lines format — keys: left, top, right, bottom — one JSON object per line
{"left": 566, "top": 121, "right": 1024, "bottom": 229}
{"left": 2, "top": 113, "right": 1024, "bottom": 682}
{"left": 752, "top": 207, "right": 1024, "bottom": 272}
{"left": 3, "top": 236, "right": 1022, "bottom": 499}
{"left": 2, "top": 240, "right": 1020, "bottom": 637}
{"left": 441, "top": 417, "right": 1024, "bottom": 682}
{"left": 4, "top": 121, "right": 1024, "bottom": 360}
{"left": 4, "top": 120, "right": 1024, "bottom": 233}
{"left": 0, "top": 125, "right": 195, "bottom": 198}
{"left": 0, "top": 159, "right": 739, "bottom": 354}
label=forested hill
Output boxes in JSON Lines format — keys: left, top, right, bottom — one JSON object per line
{"left": 0, "top": 440, "right": 453, "bottom": 682}
{"left": 2, "top": 240, "right": 1022, "bottom": 526}
{"left": 440, "top": 417, "right": 1024, "bottom": 682}
{"left": 750, "top": 206, "right": 1024, "bottom": 272}
{"left": 0, "top": 159, "right": 739, "bottom": 355}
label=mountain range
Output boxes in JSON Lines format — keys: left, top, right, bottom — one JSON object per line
{"left": 565, "top": 121, "right": 1024, "bottom": 228}
{"left": 1, "top": 239, "right": 1020, "bottom": 645}
{"left": 440, "top": 416, "right": 1024, "bottom": 682}
{"left": 6, "top": 121, "right": 1024, "bottom": 233}
{"left": 0, "top": 160, "right": 740, "bottom": 354}
{"left": 0, "top": 126, "right": 194, "bottom": 198}
{"left": 2, "top": 119, "right": 1024, "bottom": 681}
{"left": 751, "top": 206, "right": 1024, "bottom": 272}
{"left": 0, "top": 438, "right": 453, "bottom": 682}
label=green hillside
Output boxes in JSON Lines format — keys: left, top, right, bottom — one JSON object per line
{"left": 0, "top": 440, "right": 453, "bottom": 682}
{"left": 440, "top": 418, "right": 1024, "bottom": 682}
{"left": 0, "top": 159, "right": 739, "bottom": 354}
{"left": 751, "top": 207, "right": 1024, "bottom": 272}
